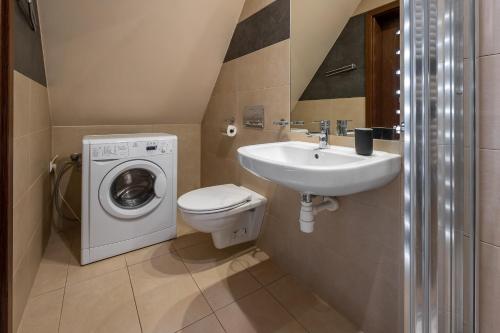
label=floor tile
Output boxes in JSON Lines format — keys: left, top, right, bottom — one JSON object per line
{"left": 177, "top": 241, "right": 253, "bottom": 274}
{"left": 267, "top": 276, "right": 358, "bottom": 333}
{"left": 128, "top": 253, "right": 212, "bottom": 333}
{"left": 192, "top": 259, "right": 262, "bottom": 310}
{"left": 18, "top": 289, "right": 64, "bottom": 333}
{"left": 177, "top": 314, "right": 225, "bottom": 333}
{"left": 177, "top": 242, "right": 262, "bottom": 310}
{"left": 125, "top": 240, "right": 175, "bottom": 266}
{"left": 172, "top": 232, "right": 211, "bottom": 251}
{"left": 59, "top": 268, "right": 141, "bottom": 333}
{"left": 66, "top": 254, "right": 126, "bottom": 286}
{"left": 235, "top": 248, "right": 286, "bottom": 285}
{"left": 216, "top": 289, "right": 306, "bottom": 333}
{"left": 30, "top": 233, "right": 71, "bottom": 297}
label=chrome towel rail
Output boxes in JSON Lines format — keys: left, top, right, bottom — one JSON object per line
{"left": 324, "top": 64, "right": 357, "bottom": 77}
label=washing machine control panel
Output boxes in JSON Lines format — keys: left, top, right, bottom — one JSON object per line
{"left": 91, "top": 140, "right": 173, "bottom": 160}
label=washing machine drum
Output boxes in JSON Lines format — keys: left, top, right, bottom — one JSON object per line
{"left": 99, "top": 160, "right": 168, "bottom": 219}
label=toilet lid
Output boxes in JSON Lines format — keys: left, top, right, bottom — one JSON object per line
{"left": 177, "top": 184, "right": 252, "bottom": 213}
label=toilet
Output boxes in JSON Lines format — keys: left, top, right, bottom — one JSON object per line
{"left": 177, "top": 184, "right": 267, "bottom": 249}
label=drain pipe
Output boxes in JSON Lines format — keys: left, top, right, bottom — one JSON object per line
{"left": 299, "top": 194, "right": 339, "bottom": 233}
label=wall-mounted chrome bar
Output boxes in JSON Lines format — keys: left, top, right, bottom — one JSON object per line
{"left": 17, "top": 0, "right": 38, "bottom": 32}
{"left": 324, "top": 64, "right": 357, "bottom": 77}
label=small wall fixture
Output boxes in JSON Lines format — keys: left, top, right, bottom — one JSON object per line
{"left": 16, "top": 0, "right": 38, "bottom": 32}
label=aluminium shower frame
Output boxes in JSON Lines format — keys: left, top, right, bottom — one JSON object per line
{"left": 402, "top": 0, "right": 476, "bottom": 332}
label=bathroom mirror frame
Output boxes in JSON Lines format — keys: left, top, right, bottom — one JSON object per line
{"left": 0, "top": 0, "right": 13, "bottom": 331}
{"left": 403, "top": 0, "right": 476, "bottom": 331}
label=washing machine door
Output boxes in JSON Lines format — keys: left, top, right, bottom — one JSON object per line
{"left": 99, "top": 160, "right": 168, "bottom": 219}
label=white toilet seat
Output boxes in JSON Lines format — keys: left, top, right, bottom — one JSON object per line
{"left": 179, "top": 201, "right": 249, "bottom": 215}
{"left": 177, "top": 184, "right": 267, "bottom": 249}
{"left": 177, "top": 184, "right": 252, "bottom": 213}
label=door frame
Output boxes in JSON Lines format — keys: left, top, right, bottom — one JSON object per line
{"left": 365, "top": 0, "right": 400, "bottom": 128}
{"left": 0, "top": 0, "right": 13, "bottom": 331}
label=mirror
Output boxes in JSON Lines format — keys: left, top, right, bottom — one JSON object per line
{"left": 290, "top": 0, "right": 401, "bottom": 140}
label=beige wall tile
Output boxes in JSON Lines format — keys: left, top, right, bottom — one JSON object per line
{"left": 52, "top": 125, "right": 154, "bottom": 157}
{"left": 27, "top": 175, "right": 52, "bottom": 244}
{"left": 202, "top": 92, "right": 238, "bottom": 128}
{"left": 59, "top": 269, "right": 141, "bottom": 333}
{"left": 212, "top": 61, "right": 237, "bottom": 97}
{"left": 479, "top": 149, "right": 500, "bottom": 245}
{"left": 28, "top": 128, "right": 51, "bottom": 185}
{"left": 479, "top": 0, "right": 500, "bottom": 56}
{"left": 13, "top": 136, "right": 30, "bottom": 205}
{"left": 29, "top": 80, "right": 50, "bottom": 133}
{"left": 479, "top": 242, "right": 500, "bottom": 332}
{"left": 479, "top": 55, "right": 500, "bottom": 149}
{"left": 12, "top": 74, "right": 53, "bottom": 332}
{"left": 13, "top": 193, "right": 30, "bottom": 272}
{"left": 201, "top": 152, "right": 239, "bottom": 187}
{"left": 13, "top": 225, "right": 45, "bottom": 331}
{"left": 239, "top": 0, "right": 276, "bottom": 22}
{"left": 215, "top": 288, "right": 306, "bottom": 333}
{"left": 236, "top": 40, "right": 290, "bottom": 92}
{"left": 292, "top": 98, "right": 366, "bottom": 133}
{"left": 13, "top": 71, "right": 31, "bottom": 139}
{"left": 18, "top": 289, "right": 64, "bottom": 333}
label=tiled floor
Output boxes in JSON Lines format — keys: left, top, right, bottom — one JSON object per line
{"left": 18, "top": 227, "right": 359, "bottom": 333}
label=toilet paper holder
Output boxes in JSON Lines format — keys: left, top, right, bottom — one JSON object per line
{"left": 221, "top": 118, "right": 238, "bottom": 137}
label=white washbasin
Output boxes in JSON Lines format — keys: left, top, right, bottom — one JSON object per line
{"left": 237, "top": 141, "right": 401, "bottom": 196}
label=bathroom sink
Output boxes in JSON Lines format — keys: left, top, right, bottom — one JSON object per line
{"left": 237, "top": 141, "right": 401, "bottom": 196}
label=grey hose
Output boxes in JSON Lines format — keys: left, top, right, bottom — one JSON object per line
{"left": 52, "top": 157, "right": 81, "bottom": 222}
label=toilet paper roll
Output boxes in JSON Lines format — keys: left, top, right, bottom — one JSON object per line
{"left": 222, "top": 125, "right": 238, "bottom": 137}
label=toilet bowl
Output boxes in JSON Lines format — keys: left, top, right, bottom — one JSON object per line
{"left": 177, "top": 184, "right": 267, "bottom": 249}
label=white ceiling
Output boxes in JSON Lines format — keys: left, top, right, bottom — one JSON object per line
{"left": 38, "top": 0, "right": 245, "bottom": 126}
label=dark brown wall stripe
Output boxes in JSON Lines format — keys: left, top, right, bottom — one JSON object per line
{"left": 13, "top": 0, "right": 46, "bottom": 86}
{"left": 224, "top": 0, "right": 290, "bottom": 63}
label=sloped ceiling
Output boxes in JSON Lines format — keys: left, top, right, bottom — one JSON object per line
{"left": 291, "top": 0, "right": 362, "bottom": 107}
{"left": 38, "top": 0, "right": 245, "bottom": 126}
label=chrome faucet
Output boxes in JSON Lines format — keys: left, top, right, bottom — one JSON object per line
{"left": 317, "top": 120, "right": 330, "bottom": 149}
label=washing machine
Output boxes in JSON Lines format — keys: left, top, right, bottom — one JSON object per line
{"left": 81, "top": 133, "right": 177, "bottom": 265}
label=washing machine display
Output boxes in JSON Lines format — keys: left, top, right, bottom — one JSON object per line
{"left": 81, "top": 134, "right": 177, "bottom": 265}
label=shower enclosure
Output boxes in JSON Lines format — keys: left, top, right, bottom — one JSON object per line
{"left": 403, "top": 0, "right": 476, "bottom": 332}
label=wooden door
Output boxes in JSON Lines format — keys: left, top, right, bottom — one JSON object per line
{"left": 365, "top": 2, "right": 401, "bottom": 129}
